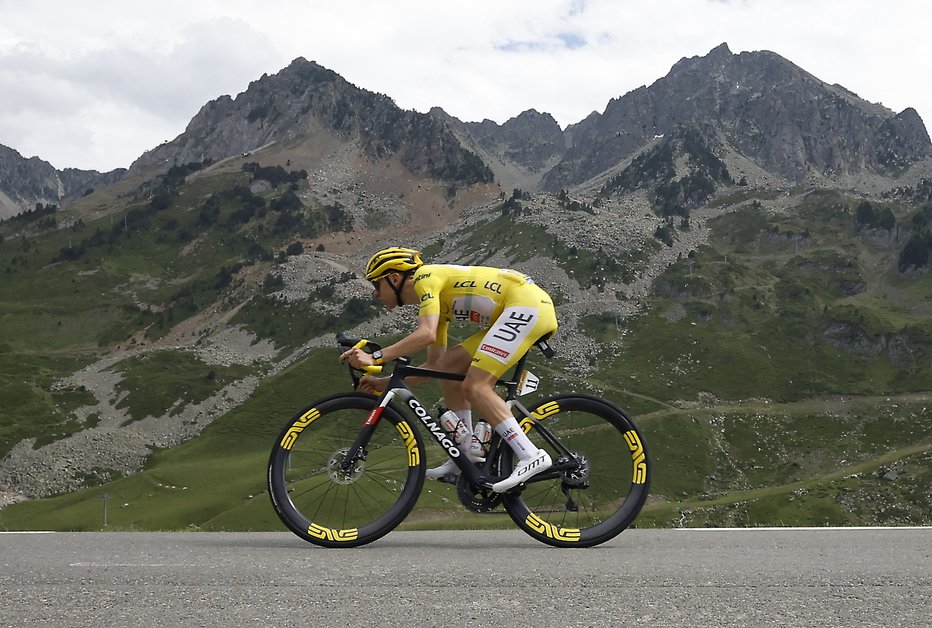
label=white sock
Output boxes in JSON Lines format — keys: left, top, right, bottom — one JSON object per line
{"left": 455, "top": 409, "right": 473, "bottom": 434}
{"left": 494, "top": 416, "right": 539, "bottom": 461}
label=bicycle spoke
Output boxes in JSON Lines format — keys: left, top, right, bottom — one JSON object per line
{"left": 268, "top": 394, "right": 424, "bottom": 547}
{"left": 503, "top": 395, "right": 650, "bottom": 547}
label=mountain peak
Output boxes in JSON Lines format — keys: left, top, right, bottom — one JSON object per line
{"left": 706, "top": 42, "right": 733, "bottom": 59}
{"left": 0, "top": 142, "right": 124, "bottom": 218}
{"left": 542, "top": 44, "right": 930, "bottom": 189}
{"left": 127, "top": 58, "right": 492, "bottom": 186}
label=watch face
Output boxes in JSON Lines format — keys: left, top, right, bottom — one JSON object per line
{"left": 372, "top": 350, "right": 382, "bottom": 360}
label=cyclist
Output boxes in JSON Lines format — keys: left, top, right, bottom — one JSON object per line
{"left": 339, "top": 247, "right": 558, "bottom": 492}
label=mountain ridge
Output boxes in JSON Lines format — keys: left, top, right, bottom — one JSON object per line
{"left": 4, "top": 43, "right": 931, "bottom": 220}
{"left": 0, "top": 144, "right": 125, "bottom": 219}
{"left": 544, "top": 43, "right": 930, "bottom": 190}
{"left": 1, "top": 44, "right": 930, "bottom": 526}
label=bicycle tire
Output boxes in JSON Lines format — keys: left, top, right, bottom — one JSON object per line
{"left": 268, "top": 392, "right": 425, "bottom": 548}
{"left": 500, "top": 394, "right": 650, "bottom": 548}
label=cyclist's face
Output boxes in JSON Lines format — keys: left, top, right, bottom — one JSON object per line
{"left": 371, "top": 274, "right": 398, "bottom": 308}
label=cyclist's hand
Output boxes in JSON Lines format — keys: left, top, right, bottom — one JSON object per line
{"left": 339, "top": 346, "right": 374, "bottom": 369}
{"left": 358, "top": 375, "right": 387, "bottom": 394}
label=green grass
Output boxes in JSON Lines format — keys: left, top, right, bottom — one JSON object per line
{"left": 0, "top": 351, "right": 98, "bottom": 457}
{"left": 3, "top": 364, "right": 929, "bottom": 531}
{"left": 2, "top": 170, "right": 931, "bottom": 532}
{"left": 0, "top": 347, "right": 340, "bottom": 531}
{"left": 636, "top": 444, "right": 932, "bottom": 528}
{"left": 112, "top": 351, "right": 256, "bottom": 424}
{"left": 587, "top": 196, "right": 932, "bottom": 404}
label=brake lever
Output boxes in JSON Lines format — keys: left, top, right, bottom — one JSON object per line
{"left": 336, "top": 334, "right": 383, "bottom": 390}
{"left": 351, "top": 339, "right": 383, "bottom": 375}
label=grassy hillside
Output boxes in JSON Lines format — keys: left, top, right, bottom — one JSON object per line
{"left": 0, "top": 162, "right": 349, "bottom": 458}
{"left": 1, "top": 165, "right": 930, "bottom": 531}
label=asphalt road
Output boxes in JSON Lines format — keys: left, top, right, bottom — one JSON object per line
{"left": 1, "top": 528, "right": 930, "bottom": 626}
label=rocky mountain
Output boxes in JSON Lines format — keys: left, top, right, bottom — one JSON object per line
{"left": 6, "top": 44, "right": 930, "bottom": 221}
{"left": 541, "top": 43, "right": 930, "bottom": 190}
{"left": 430, "top": 107, "right": 567, "bottom": 191}
{"left": 0, "top": 143, "right": 125, "bottom": 219}
{"left": 128, "top": 57, "right": 493, "bottom": 187}
{"left": 427, "top": 43, "right": 932, "bottom": 196}
{"left": 1, "top": 44, "right": 931, "bottom": 526}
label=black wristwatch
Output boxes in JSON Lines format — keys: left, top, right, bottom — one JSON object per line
{"left": 371, "top": 350, "right": 384, "bottom": 365}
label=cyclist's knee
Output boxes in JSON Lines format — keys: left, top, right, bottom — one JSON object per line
{"left": 461, "top": 369, "right": 498, "bottom": 402}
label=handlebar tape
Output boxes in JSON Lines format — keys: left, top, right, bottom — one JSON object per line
{"left": 351, "top": 339, "right": 383, "bottom": 375}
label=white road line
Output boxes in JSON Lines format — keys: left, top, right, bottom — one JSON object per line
{"left": 675, "top": 526, "right": 932, "bottom": 531}
{"left": 0, "top": 531, "right": 55, "bottom": 534}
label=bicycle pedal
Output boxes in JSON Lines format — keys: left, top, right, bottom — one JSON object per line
{"left": 438, "top": 473, "right": 459, "bottom": 485}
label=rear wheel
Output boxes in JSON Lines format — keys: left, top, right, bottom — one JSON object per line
{"left": 268, "top": 393, "right": 424, "bottom": 547}
{"left": 501, "top": 394, "right": 650, "bottom": 548}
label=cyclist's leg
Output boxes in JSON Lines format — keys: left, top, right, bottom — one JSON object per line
{"left": 425, "top": 344, "right": 482, "bottom": 479}
{"left": 462, "top": 365, "right": 552, "bottom": 492}
{"left": 464, "top": 282, "right": 558, "bottom": 425}
{"left": 463, "top": 290, "right": 558, "bottom": 491}
{"left": 435, "top": 344, "right": 473, "bottom": 411}
{"left": 468, "top": 287, "right": 558, "bottom": 383}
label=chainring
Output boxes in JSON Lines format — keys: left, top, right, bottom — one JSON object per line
{"left": 456, "top": 465, "right": 503, "bottom": 513}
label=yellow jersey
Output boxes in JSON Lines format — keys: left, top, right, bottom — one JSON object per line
{"left": 411, "top": 264, "right": 557, "bottom": 374}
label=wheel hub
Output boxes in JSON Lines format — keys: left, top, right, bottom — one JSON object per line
{"left": 327, "top": 447, "right": 366, "bottom": 484}
{"left": 562, "top": 452, "right": 590, "bottom": 488}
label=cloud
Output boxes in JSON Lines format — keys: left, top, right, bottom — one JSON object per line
{"left": 1, "top": 0, "right": 930, "bottom": 171}
{"left": 0, "top": 11, "right": 282, "bottom": 169}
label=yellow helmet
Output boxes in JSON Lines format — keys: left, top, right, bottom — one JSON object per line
{"left": 364, "top": 247, "right": 424, "bottom": 280}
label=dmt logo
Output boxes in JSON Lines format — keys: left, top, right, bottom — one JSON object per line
{"left": 525, "top": 513, "right": 580, "bottom": 542}
{"left": 624, "top": 430, "right": 647, "bottom": 484}
{"left": 280, "top": 408, "right": 321, "bottom": 450}
{"left": 307, "top": 523, "right": 359, "bottom": 542}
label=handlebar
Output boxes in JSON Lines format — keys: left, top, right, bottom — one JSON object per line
{"left": 336, "top": 333, "right": 383, "bottom": 385}
{"left": 336, "top": 332, "right": 382, "bottom": 352}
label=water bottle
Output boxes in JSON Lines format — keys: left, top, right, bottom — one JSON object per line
{"left": 473, "top": 420, "right": 492, "bottom": 455}
{"left": 439, "top": 409, "right": 470, "bottom": 444}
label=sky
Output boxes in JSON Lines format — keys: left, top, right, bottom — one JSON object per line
{"left": 1, "top": 0, "right": 930, "bottom": 172}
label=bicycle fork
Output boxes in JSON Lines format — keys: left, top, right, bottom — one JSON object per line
{"left": 338, "top": 387, "right": 471, "bottom": 479}
{"left": 337, "top": 389, "right": 398, "bottom": 476}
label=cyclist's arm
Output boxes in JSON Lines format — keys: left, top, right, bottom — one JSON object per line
{"left": 383, "top": 313, "right": 439, "bottom": 362}
{"left": 399, "top": 343, "right": 448, "bottom": 387}
{"left": 358, "top": 337, "right": 446, "bottom": 392}
{"left": 341, "top": 313, "right": 440, "bottom": 370}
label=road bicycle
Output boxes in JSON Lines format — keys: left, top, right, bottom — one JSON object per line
{"left": 268, "top": 333, "right": 650, "bottom": 548}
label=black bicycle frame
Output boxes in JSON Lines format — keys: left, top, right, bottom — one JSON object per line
{"left": 339, "top": 349, "right": 576, "bottom": 489}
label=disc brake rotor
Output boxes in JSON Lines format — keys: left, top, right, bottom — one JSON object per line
{"left": 327, "top": 447, "right": 366, "bottom": 485}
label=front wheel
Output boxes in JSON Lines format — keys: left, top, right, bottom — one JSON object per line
{"left": 501, "top": 394, "right": 650, "bottom": 548}
{"left": 268, "top": 393, "right": 425, "bottom": 547}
